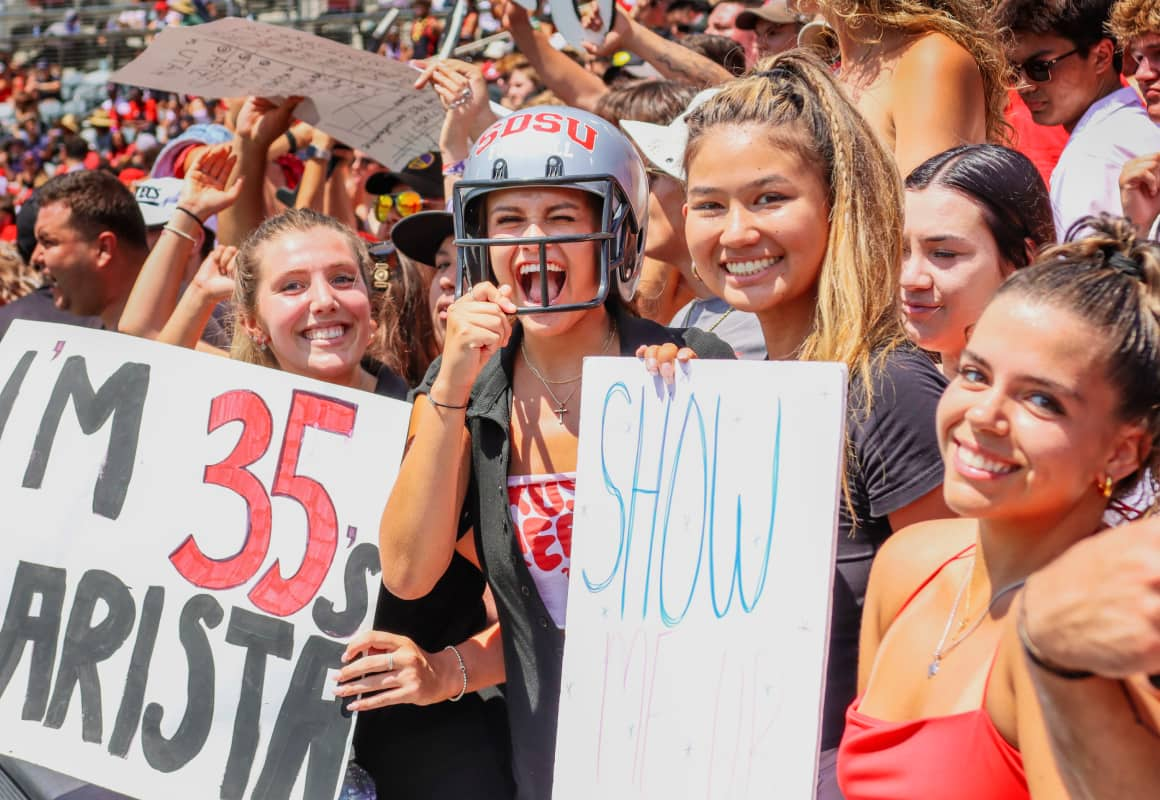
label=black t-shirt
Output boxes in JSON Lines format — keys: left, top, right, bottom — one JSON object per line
{"left": 0, "top": 285, "right": 102, "bottom": 340}
{"left": 821, "top": 346, "right": 947, "bottom": 750}
{"left": 352, "top": 367, "right": 514, "bottom": 799}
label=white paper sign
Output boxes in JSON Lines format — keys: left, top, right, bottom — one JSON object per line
{"left": 0, "top": 321, "right": 408, "bottom": 800}
{"left": 554, "top": 358, "right": 847, "bottom": 800}
{"left": 110, "top": 18, "right": 442, "bottom": 168}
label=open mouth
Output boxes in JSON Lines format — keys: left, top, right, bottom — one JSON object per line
{"left": 301, "top": 324, "right": 349, "bottom": 344}
{"left": 518, "top": 261, "right": 567, "bottom": 306}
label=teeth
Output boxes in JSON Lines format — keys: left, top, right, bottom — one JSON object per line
{"left": 304, "top": 325, "right": 345, "bottom": 341}
{"left": 519, "top": 263, "right": 565, "bottom": 275}
{"left": 723, "top": 256, "right": 781, "bottom": 276}
{"left": 958, "top": 445, "right": 1016, "bottom": 475}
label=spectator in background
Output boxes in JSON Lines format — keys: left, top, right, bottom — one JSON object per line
{"left": 1112, "top": 0, "right": 1160, "bottom": 237}
{"left": 0, "top": 171, "right": 149, "bottom": 339}
{"left": 706, "top": 0, "right": 759, "bottom": 67}
{"left": 735, "top": 0, "right": 812, "bottom": 60}
{"left": 56, "top": 135, "right": 90, "bottom": 174}
{"left": 0, "top": 194, "right": 18, "bottom": 243}
{"left": 364, "top": 151, "right": 445, "bottom": 239}
{"left": 410, "top": 0, "right": 445, "bottom": 59}
{"left": 0, "top": 241, "right": 37, "bottom": 307}
{"left": 815, "top": 0, "right": 1006, "bottom": 176}
{"left": 998, "top": 0, "right": 1160, "bottom": 237}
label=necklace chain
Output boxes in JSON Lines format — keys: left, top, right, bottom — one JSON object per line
{"left": 520, "top": 323, "right": 617, "bottom": 425}
{"left": 928, "top": 555, "right": 1025, "bottom": 678}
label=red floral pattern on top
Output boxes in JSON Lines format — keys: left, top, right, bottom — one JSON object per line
{"left": 508, "top": 473, "right": 576, "bottom": 628}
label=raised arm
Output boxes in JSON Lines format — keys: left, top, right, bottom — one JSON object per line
{"left": 118, "top": 144, "right": 240, "bottom": 341}
{"left": 379, "top": 282, "right": 517, "bottom": 599}
{"left": 217, "top": 96, "right": 301, "bottom": 247}
{"left": 501, "top": 3, "right": 609, "bottom": 111}
{"left": 414, "top": 58, "right": 499, "bottom": 199}
{"left": 591, "top": 7, "right": 732, "bottom": 88}
{"left": 157, "top": 244, "right": 237, "bottom": 353}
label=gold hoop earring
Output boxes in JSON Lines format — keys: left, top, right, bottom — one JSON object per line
{"left": 691, "top": 261, "right": 701, "bottom": 281}
{"left": 1098, "top": 475, "right": 1114, "bottom": 498}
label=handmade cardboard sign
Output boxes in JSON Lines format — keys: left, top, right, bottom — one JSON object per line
{"left": 110, "top": 18, "right": 443, "bottom": 168}
{"left": 0, "top": 321, "right": 408, "bottom": 800}
{"left": 554, "top": 358, "right": 847, "bottom": 799}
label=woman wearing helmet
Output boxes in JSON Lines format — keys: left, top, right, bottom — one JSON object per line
{"left": 376, "top": 107, "right": 734, "bottom": 797}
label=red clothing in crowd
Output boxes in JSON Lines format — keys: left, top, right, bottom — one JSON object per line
{"left": 1004, "top": 90, "right": 1069, "bottom": 186}
{"left": 837, "top": 545, "right": 1028, "bottom": 800}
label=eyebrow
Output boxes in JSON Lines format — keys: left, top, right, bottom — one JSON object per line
{"left": 961, "top": 349, "right": 1085, "bottom": 402}
{"left": 688, "top": 174, "right": 792, "bottom": 197}
{"left": 921, "top": 234, "right": 972, "bottom": 245}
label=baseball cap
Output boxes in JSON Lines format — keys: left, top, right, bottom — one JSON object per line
{"left": 364, "top": 151, "right": 444, "bottom": 200}
{"left": 134, "top": 177, "right": 184, "bottom": 228}
{"left": 619, "top": 87, "right": 721, "bottom": 181}
{"left": 735, "top": 0, "right": 811, "bottom": 29}
{"left": 390, "top": 210, "right": 453, "bottom": 267}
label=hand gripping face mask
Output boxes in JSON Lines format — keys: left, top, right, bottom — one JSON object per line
{"left": 452, "top": 106, "right": 650, "bottom": 314}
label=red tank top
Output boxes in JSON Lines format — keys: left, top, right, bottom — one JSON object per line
{"left": 836, "top": 545, "right": 1028, "bottom": 800}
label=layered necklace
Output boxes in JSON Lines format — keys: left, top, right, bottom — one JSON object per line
{"left": 928, "top": 555, "right": 1025, "bottom": 678}
{"left": 520, "top": 323, "right": 617, "bottom": 425}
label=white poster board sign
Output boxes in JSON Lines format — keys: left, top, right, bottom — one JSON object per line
{"left": 110, "top": 18, "right": 442, "bottom": 168}
{"left": 554, "top": 358, "right": 847, "bottom": 800}
{"left": 0, "top": 321, "right": 408, "bottom": 800}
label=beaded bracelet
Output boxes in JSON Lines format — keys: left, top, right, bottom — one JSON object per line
{"left": 442, "top": 159, "right": 467, "bottom": 177}
{"left": 1016, "top": 598, "right": 1094, "bottom": 681}
{"left": 444, "top": 644, "right": 467, "bottom": 702}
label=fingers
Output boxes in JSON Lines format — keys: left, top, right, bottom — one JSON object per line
{"left": 470, "top": 281, "right": 519, "bottom": 314}
{"left": 638, "top": 342, "right": 696, "bottom": 385}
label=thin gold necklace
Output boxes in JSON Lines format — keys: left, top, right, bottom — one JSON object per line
{"left": 928, "top": 556, "right": 1025, "bottom": 678}
{"left": 520, "top": 323, "right": 616, "bottom": 425}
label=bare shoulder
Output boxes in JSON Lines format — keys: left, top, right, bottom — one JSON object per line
{"left": 895, "top": 32, "right": 980, "bottom": 82}
{"left": 870, "top": 517, "right": 977, "bottom": 610}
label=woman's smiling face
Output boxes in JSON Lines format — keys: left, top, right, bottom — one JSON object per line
{"left": 246, "top": 227, "right": 374, "bottom": 385}
{"left": 683, "top": 123, "right": 830, "bottom": 316}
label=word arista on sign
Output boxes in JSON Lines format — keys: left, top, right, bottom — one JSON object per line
{"left": 0, "top": 321, "right": 409, "bottom": 800}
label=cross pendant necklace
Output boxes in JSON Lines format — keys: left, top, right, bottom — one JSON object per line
{"left": 519, "top": 324, "right": 615, "bottom": 426}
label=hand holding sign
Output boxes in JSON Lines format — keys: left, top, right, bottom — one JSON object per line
{"left": 552, "top": 0, "right": 615, "bottom": 50}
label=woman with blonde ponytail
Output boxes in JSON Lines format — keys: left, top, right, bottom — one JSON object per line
{"left": 677, "top": 50, "right": 953, "bottom": 798}
{"left": 838, "top": 213, "right": 1160, "bottom": 799}
{"left": 813, "top": 0, "right": 1008, "bottom": 175}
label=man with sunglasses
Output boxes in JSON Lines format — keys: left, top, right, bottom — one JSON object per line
{"left": 364, "top": 150, "right": 445, "bottom": 238}
{"left": 999, "top": 0, "right": 1160, "bottom": 237}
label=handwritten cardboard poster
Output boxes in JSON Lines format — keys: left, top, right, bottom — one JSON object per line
{"left": 110, "top": 18, "right": 443, "bottom": 168}
{"left": 0, "top": 321, "right": 409, "bottom": 800}
{"left": 554, "top": 359, "right": 848, "bottom": 799}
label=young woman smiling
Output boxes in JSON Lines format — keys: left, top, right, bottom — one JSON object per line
{"left": 679, "top": 51, "right": 953, "bottom": 799}
{"left": 377, "top": 107, "right": 733, "bottom": 799}
{"left": 901, "top": 144, "right": 1056, "bottom": 377}
{"left": 837, "top": 214, "right": 1160, "bottom": 799}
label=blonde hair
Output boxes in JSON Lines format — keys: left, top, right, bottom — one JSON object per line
{"left": 684, "top": 50, "right": 908, "bottom": 408}
{"left": 229, "top": 208, "right": 374, "bottom": 368}
{"left": 0, "top": 241, "right": 38, "bottom": 306}
{"left": 815, "top": 0, "right": 1011, "bottom": 144}
{"left": 1109, "top": 0, "right": 1160, "bottom": 46}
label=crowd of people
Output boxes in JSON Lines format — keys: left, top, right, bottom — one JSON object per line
{"left": 2, "top": 0, "right": 1160, "bottom": 798}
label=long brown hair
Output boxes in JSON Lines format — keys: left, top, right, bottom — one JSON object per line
{"left": 368, "top": 253, "right": 440, "bottom": 387}
{"left": 684, "top": 50, "right": 908, "bottom": 409}
{"left": 816, "top": 0, "right": 1011, "bottom": 144}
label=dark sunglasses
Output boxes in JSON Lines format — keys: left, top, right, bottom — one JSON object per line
{"left": 1016, "top": 48, "right": 1079, "bottom": 83}
{"left": 373, "top": 191, "right": 423, "bottom": 223}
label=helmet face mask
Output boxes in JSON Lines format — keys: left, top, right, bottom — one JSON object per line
{"left": 452, "top": 107, "right": 649, "bottom": 315}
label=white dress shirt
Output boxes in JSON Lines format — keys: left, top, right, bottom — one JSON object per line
{"left": 1051, "top": 85, "right": 1160, "bottom": 239}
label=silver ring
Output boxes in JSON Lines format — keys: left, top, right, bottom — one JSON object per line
{"left": 386, "top": 652, "right": 395, "bottom": 671}
{"left": 459, "top": 85, "right": 472, "bottom": 99}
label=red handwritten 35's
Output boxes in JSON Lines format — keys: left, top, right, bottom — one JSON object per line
{"left": 169, "top": 389, "right": 357, "bottom": 617}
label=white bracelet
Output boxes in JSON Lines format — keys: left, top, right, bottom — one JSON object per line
{"left": 163, "top": 225, "right": 200, "bottom": 247}
{"left": 444, "top": 644, "right": 467, "bottom": 702}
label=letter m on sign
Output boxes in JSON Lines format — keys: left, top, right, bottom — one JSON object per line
{"left": 22, "top": 356, "right": 150, "bottom": 521}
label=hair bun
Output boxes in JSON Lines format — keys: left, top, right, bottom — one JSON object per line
{"left": 1107, "top": 252, "right": 1147, "bottom": 281}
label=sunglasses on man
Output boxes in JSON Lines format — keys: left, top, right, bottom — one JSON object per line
{"left": 373, "top": 190, "right": 424, "bottom": 223}
{"left": 1015, "top": 48, "right": 1079, "bottom": 84}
